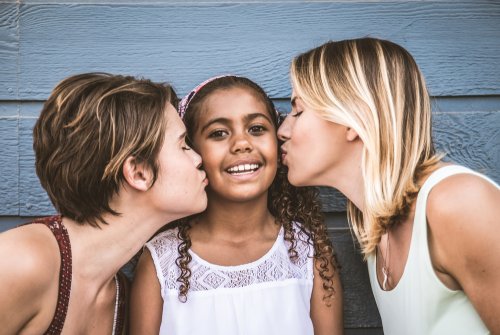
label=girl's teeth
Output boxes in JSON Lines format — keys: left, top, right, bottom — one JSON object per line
{"left": 228, "top": 164, "right": 259, "bottom": 173}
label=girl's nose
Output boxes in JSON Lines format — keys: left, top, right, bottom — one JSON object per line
{"left": 231, "top": 134, "right": 253, "bottom": 153}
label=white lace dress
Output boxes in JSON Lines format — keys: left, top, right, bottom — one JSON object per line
{"left": 146, "top": 223, "right": 315, "bottom": 335}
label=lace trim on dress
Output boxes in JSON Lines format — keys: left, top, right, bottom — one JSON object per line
{"left": 148, "top": 223, "right": 313, "bottom": 292}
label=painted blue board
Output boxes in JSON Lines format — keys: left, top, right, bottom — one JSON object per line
{"left": 0, "top": 3, "right": 18, "bottom": 100}
{"left": 18, "top": 116, "right": 54, "bottom": 216}
{"left": 434, "top": 112, "right": 500, "bottom": 176}
{"left": 0, "top": 116, "right": 19, "bottom": 215}
{"left": 332, "top": 228, "right": 382, "bottom": 328}
{"left": 14, "top": 1, "right": 500, "bottom": 99}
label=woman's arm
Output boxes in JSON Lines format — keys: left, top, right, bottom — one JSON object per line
{"left": 310, "top": 256, "right": 344, "bottom": 335}
{"left": 129, "top": 248, "right": 164, "bottom": 335}
{"left": 427, "top": 173, "right": 500, "bottom": 333}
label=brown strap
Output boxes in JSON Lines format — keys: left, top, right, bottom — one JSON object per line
{"left": 26, "top": 216, "right": 129, "bottom": 334}
{"left": 115, "top": 271, "right": 129, "bottom": 335}
{"left": 30, "top": 216, "right": 72, "bottom": 335}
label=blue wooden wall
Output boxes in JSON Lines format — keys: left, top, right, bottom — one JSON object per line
{"left": 1, "top": 1, "right": 499, "bottom": 334}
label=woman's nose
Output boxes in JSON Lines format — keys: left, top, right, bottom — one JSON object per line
{"left": 191, "top": 149, "right": 203, "bottom": 168}
{"left": 277, "top": 116, "right": 291, "bottom": 141}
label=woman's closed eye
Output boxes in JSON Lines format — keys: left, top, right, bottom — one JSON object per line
{"left": 180, "top": 136, "right": 193, "bottom": 150}
{"left": 290, "top": 111, "right": 303, "bottom": 117}
{"left": 182, "top": 140, "right": 192, "bottom": 151}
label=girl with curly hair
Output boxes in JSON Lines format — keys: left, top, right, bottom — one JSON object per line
{"left": 130, "top": 75, "right": 343, "bottom": 335}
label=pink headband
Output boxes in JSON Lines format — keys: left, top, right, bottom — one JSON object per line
{"left": 178, "top": 75, "right": 283, "bottom": 127}
{"left": 178, "top": 75, "right": 234, "bottom": 119}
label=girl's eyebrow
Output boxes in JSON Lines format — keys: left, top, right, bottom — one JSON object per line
{"left": 200, "top": 117, "right": 230, "bottom": 133}
{"left": 200, "top": 112, "right": 272, "bottom": 133}
{"left": 244, "top": 112, "right": 272, "bottom": 124}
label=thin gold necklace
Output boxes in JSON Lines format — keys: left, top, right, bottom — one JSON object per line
{"left": 379, "top": 230, "right": 391, "bottom": 290}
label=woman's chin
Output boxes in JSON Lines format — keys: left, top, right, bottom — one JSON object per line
{"left": 194, "top": 195, "right": 208, "bottom": 214}
{"left": 288, "top": 171, "right": 308, "bottom": 187}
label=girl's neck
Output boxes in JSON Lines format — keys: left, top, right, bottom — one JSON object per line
{"left": 196, "top": 195, "right": 276, "bottom": 240}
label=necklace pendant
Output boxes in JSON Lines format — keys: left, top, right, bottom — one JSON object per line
{"left": 382, "top": 266, "right": 389, "bottom": 290}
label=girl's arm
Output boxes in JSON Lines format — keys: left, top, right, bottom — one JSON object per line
{"left": 310, "top": 256, "right": 344, "bottom": 335}
{"left": 427, "top": 173, "right": 500, "bottom": 333}
{"left": 129, "top": 248, "right": 164, "bottom": 335}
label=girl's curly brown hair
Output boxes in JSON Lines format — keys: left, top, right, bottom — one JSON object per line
{"left": 173, "top": 76, "right": 340, "bottom": 304}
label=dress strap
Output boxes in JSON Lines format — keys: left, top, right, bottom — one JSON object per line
{"left": 412, "top": 164, "right": 499, "bottom": 274}
{"left": 417, "top": 165, "right": 498, "bottom": 204}
{"left": 30, "top": 216, "right": 72, "bottom": 335}
{"left": 114, "top": 271, "right": 129, "bottom": 335}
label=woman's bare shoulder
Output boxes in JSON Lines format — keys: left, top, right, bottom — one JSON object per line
{"left": 427, "top": 172, "right": 498, "bottom": 226}
{"left": 426, "top": 172, "right": 499, "bottom": 261}
{"left": 0, "top": 224, "right": 61, "bottom": 331}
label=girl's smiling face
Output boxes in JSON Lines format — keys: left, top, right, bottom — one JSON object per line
{"left": 191, "top": 87, "right": 278, "bottom": 202}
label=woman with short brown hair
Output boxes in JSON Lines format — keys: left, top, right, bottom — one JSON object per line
{"left": 0, "top": 73, "right": 208, "bottom": 334}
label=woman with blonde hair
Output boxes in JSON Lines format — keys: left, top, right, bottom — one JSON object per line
{"left": 278, "top": 37, "right": 499, "bottom": 334}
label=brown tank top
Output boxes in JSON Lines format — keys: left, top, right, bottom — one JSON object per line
{"left": 29, "top": 215, "right": 127, "bottom": 334}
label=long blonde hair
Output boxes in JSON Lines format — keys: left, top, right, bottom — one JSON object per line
{"left": 291, "top": 38, "right": 442, "bottom": 255}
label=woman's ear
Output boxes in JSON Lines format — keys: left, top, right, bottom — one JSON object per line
{"left": 346, "top": 127, "right": 359, "bottom": 142}
{"left": 122, "top": 156, "right": 152, "bottom": 191}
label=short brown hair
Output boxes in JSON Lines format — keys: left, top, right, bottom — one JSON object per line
{"left": 33, "top": 72, "right": 178, "bottom": 227}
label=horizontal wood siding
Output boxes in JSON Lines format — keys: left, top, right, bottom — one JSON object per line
{"left": 0, "top": 2, "right": 498, "bottom": 100}
{"left": 0, "top": 116, "right": 18, "bottom": 215}
{"left": 0, "top": 4, "right": 18, "bottom": 100}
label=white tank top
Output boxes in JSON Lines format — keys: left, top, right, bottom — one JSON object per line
{"left": 367, "top": 165, "right": 497, "bottom": 335}
{"left": 146, "top": 222, "right": 315, "bottom": 335}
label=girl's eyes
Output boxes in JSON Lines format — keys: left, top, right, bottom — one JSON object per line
{"left": 249, "top": 125, "right": 267, "bottom": 134}
{"left": 207, "top": 124, "right": 268, "bottom": 139}
{"left": 290, "top": 111, "right": 303, "bottom": 117}
{"left": 208, "top": 130, "right": 228, "bottom": 139}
